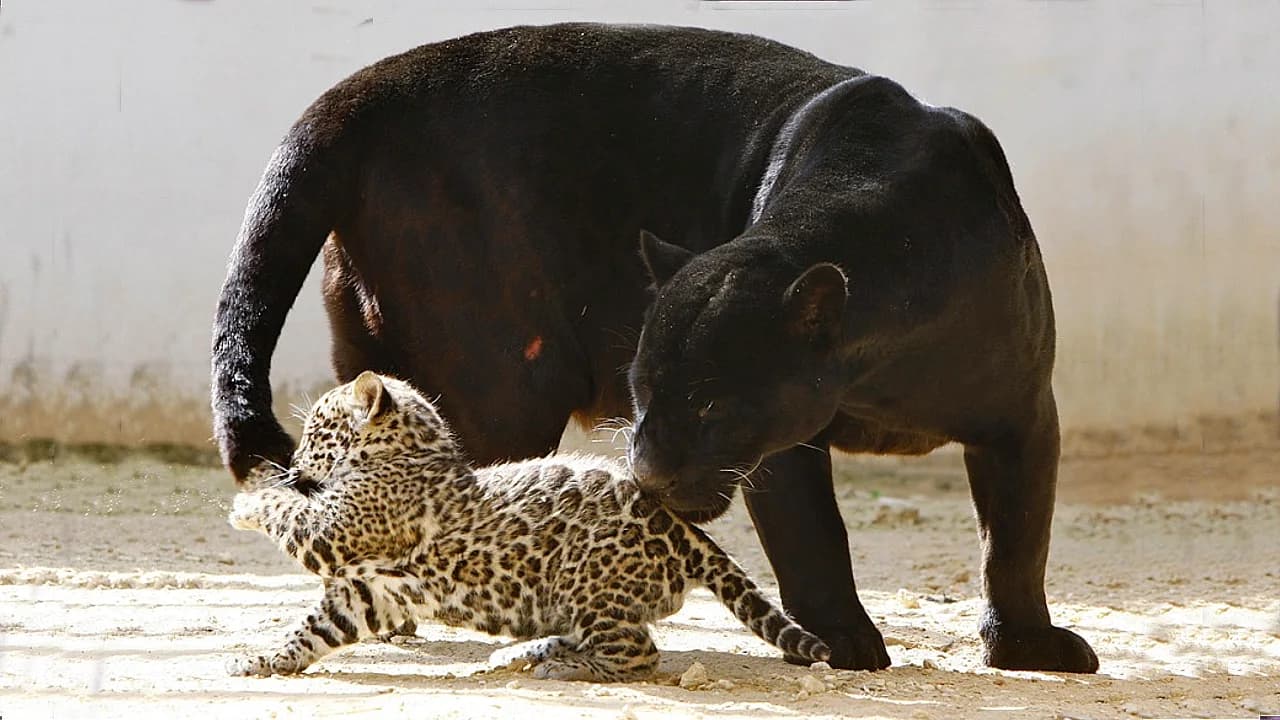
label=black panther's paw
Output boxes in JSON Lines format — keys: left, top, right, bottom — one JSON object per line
{"left": 982, "top": 623, "right": 1099, "bottom": 673}
{"left": 784, "top": 622, "right": 891, "bottom": 671}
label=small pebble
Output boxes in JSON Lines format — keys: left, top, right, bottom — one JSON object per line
{"left": 897, "top": 588, "right": 920, "bottom": 609}
{"left": 679, "top": 661, "right": 709, "bottom": 690}
{"left": 1242, "top": 698, "right": 1271, "bottom": 714}
{"left": 809, "top": 661, "right": 832, "bottom": 671}
{"left": 505, "top": 679, "right": 521, "bottom": 689}
{"left": 798, "top": 675, "right": 827, "bottom": 694}
{"left": 871, "top": 497, "right": 921, "bottom": 526}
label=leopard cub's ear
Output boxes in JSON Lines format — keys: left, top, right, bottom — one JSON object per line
{"left": 351, "top": 371, "right": 394, "bottom": 422}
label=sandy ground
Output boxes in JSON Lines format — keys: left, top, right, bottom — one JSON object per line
{"left": 1, "top": 443, "right": 1278, "bottom": 719}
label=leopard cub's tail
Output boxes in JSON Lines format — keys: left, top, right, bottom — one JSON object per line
{"left": 692, "top": 531, "right": 831, "bottom": 663}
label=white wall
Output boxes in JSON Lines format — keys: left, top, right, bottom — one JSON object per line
{"left": 1, "top": 0, "right": 1276, "bottom": 447}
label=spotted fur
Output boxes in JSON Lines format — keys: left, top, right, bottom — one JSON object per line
{"left": 227, "top": 371, "right": 830, "bottom": 681}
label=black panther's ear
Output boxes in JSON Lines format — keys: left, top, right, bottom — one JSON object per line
{"left": 783, "top": 263, "right": 848, "bottom": 346}
{"left": 352, "top": 371, "right": 393, "bottom": 422}
{"left": 638, "top": 230, "right": 695, "bottom": 287}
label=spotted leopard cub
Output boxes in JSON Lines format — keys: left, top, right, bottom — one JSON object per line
{"left": 227, "top": 371, "right": 830, "bottom": 681}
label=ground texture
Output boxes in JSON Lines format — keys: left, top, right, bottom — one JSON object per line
{"left": 1, "top": 440, "right": 1277, "bottom": 719}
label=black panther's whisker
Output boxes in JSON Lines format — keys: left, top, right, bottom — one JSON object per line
{"left": 603, "top": 326, "right": 640, "bottom": 353}
{"left": 742, "top": 460, "right": 768, "bottom": 492}
{"left": 720, "top": 468, "right": 752, "bottom": 492}
{"left": 719, "top": 459, "right": 762, "bottom": 492}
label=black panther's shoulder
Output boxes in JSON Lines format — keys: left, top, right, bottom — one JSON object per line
{"left": 797, "top": 75, "right": 1017, "bottom": 199}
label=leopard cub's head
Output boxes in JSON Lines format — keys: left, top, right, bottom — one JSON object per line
{"left": 291, "top": 371, "right": 460, "bottom": 484}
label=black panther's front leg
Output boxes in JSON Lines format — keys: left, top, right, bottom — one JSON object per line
{"left": 963, "top": 389, "right": 1098, "bottom": 673}
{"left": 742, "top": 440, "right": 890, "bottom": 671}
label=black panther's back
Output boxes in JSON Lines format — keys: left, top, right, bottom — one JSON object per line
{"left": 211, "top": 23, "right": 856, "bottom": 481}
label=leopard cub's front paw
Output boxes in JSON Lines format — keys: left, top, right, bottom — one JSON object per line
{"left": 227, "top": 654, "right": 273, "bottom": 677}
{"left": 227, "top": 493, "right": 263, "bottom": 531}
{"left": 227, "top": 653, "right": 308, "bottom": 677}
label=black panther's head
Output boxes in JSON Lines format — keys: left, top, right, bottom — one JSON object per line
{"left": 627, "top": 231, "right": 848, "bottom": 520}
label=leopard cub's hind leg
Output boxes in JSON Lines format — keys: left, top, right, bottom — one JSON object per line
{"left": 530, "top": 620, "right": 660, "bottom": 682}
{"left": 489, "top": 636, "right": 574, "bottom": 671}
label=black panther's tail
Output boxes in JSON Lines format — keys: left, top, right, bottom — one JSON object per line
{"left": 211, "top": 118, "right": 350, "bottom": 484}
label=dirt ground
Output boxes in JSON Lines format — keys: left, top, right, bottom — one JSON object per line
{"left": 1, "top": 437, "right": 1278, "bottom": 719}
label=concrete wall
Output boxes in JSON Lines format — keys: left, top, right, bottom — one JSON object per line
{"left": 1, "top": 0, "right": 1276, "bottom": 450}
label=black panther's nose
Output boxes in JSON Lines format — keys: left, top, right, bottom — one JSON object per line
{"left": 629, "top": 423, "right": 679, "bottom": 494}
{"left": 631, "top": 453, "right": 678, "bottom": 495}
